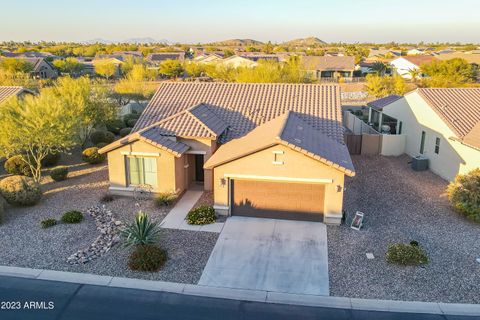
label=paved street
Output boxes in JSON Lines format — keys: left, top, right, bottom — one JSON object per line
{"left": 199, "top": 217, "right": 329, "bottom": 295}
{"left": 0, "top": 276, "right": 476, "bottom": 320}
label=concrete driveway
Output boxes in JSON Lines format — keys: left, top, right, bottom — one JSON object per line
{"left": 198, "top": 217, "right": 329, "bottom": 295}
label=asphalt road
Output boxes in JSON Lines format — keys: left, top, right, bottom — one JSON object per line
{"left": 0, "top": 275, "right": 475, "bottom": 320}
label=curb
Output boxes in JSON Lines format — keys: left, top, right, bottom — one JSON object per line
{"left": 0, "top": 266, "right": 479, "bottom": 316}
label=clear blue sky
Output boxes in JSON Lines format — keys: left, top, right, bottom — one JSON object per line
{"left": 2, "top": 0, "right": 479, "bottom": 43}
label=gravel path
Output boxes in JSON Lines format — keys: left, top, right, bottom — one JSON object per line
{"left": 0, "top": 151, "right": 218, "bottom": 284}
{"left": 328, "top": 155, "right": 480, "bottom": 303}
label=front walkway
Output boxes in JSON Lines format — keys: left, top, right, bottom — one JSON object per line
{"left": 199, "top": 217, "right": 329, "bottom": 295}
{"left": 161, "top": 189, "right": 224, "bottom": 233}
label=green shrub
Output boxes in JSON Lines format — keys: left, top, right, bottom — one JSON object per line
{"left": 155, "top": 191, "right": 178, "bottom": 207}
{"left": 104, "top": 131, "right": 116, "bottom": 143}
{"left": 90, "top": 130, "right": 106, "bottom": 144}
{"left": 82, "top": 147, "right": 106, "bottom": 164}
{"left": 106, "top": 119, "right": 126, "bottom": 135}
{"left": 61, "top": 210, "right": 83, "bottom": 223}
{"left": 50, "top": 166, "right": 69, "bottom": 181}
{"left": 41, "top": 152, "right": 61, "bottom": 167}
{"left": 119, "top": 127, "right": 132, "bottom": 137}
{"left": 0, "top": 176, "right": 42, "bottom": 206}
{"left": 128, "top": 244, "right": 167, "bottom": 272}
{"left": 90, "top": 130, "right": 115, "bottom": 144}
{"left": 386, "top": 243, "right": 428, "bottom": 266}
{"left": 121, "top": 211, "right": 162, "bottom": 247}
{"left": 126, "top": 119, "right": 137, "bottom": 127}
{"left": 447, "top": 169, "right": 480, "bottom": 223}
{"left": 123, "top": 113, "right": 139, "bottom": 126}
{"left": 96, "top": 142, "right": 108, "bottom": 148}
{"left": 41, "top": 218, "right": 57, "bottom": 228}
{"left": 4, "top": 155, "right": 32, "bottom": 176}
{"left": 186, "top": 205, "right": 216, "bottom": 225}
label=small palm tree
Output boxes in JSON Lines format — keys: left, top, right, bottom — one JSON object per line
{"left": 121, "top": 211, "right": 162, "bottom": 247}
{"left": 371, "top": 62, "right": 387, "bottom": 76}
{"left": 408, "top": 68, "right": 421, "bottom": 82}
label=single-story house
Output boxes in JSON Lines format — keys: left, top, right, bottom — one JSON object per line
{"left": 194, "top": 53, "right": 223, "bottom": 64}
{"left": 4, "top": 57, "right": 59, "bottom": 79}
{"left": 99, "top": 83, "right": 355, "bottom": 224}
{"left": 301, "top": 56, "right": 356, "bottom": 79}
{"left": 239, "top": 53, "right": 280, "bottom": 62}
{"left": 0, "top": 86, "right": 35, "bottom": 105}
{"left": 219, "top": 55, "right": 257, "bottom": 68}
{"left": 368, "top": 88, "right": 480, "bottom": 181}
{"left": 146, "top": 52, "right": 185, "bottom": 65}
{"left": 389, "top": 56, "right": 437, "bottom": 79}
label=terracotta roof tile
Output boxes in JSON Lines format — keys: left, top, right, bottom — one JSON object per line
{"left": 399, "top": 55, "right": 437, "bottom": 66}
{"left": 205, "top": 111, "right": 355, "bottom": 176}
{"left": 417, "top": 88, "right": 480, "bottom": 148}
{"left": 133, "top": 82, "right": 344, "bottom": 144}
{"left": 302, "top": 56, "right": 355, "bottom": 71}
{"left": 0, "top": 86, "right": 28, "bottom": 104}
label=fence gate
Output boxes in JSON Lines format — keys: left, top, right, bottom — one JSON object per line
{"left": 345, "top": 134, "right": 362, "bottom": 155}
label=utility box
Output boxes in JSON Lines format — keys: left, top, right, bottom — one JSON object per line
{"left": 411, "top": 155, "right": 429, "bottom": 171}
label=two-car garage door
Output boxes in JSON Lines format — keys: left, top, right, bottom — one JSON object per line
{"left": 231, "top": 179, "right": 325, "bottom": 222}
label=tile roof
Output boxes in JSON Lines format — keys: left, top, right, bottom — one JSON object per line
{"left": 204, "top": 111, "right": 355, "bottom": 176}
{"left": 150, "top": 103, "right": 228, "bottom": 139}
{"left": 0, "top": 86, "right": 28, "bottom": 104}
{"left": 397, "top": 56, "right": 437, "bottom": 66}
{"left": 302, "top": 56, "right": 355, "bottom": 71}
{"left": 98, "top": 129, "right": 190, "bottom": 157}
{"left": 146, "top": 52, "right": 185, "bottom": 63}
{"left": 367, "top": 95, "right": 402, "bottom": 110}
{"left": 417, "top": 88, "right": 480, "bottom": 149}
{"left": 133, "top": 82, "right": 344, "bottom": 144}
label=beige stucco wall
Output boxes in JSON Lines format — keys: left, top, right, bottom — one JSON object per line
{"left": 105, "top": 137, "right": 218, "bottom": 195}
{"left": 211, "top": 144, "right": 346, "bottom": 224}
{"left": 106, "top": 140, "right": 179, "bottom": 194}
{"left": 383, "top": 92, "right": 480, "bottom": 181}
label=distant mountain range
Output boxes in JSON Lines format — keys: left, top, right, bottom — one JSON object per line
{"left": 207, "top": 39, "right": 264, "bottom": 46}
{"left": 84, "top": 37, "right": 170, "bottom": 44}
{"left": 82, "top": 36, "right": 327, "bottom": 46}
{"left": 283, "top": 37, "right": 327, "bottom": 46}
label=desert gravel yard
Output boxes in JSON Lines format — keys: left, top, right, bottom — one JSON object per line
{"left": 0, "top": 151, "right": 218, "bottom": 284}
{"left": 328, "top": 155, "right": 480, "bottom": 303}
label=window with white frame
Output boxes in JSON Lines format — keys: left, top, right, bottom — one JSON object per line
{"left": 127, "top": 157, "right": 157, "bottom": 187}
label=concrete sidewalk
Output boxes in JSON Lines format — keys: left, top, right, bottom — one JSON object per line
{"left": 0, "top": 266, "right": 479, "bottom": 317}
{"left": 161, "top": 189, "right": 224, "bottom": 233}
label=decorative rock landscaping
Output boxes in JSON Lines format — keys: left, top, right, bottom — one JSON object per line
{"left": 67, "top": 206, "right": 123, "bottom": 265}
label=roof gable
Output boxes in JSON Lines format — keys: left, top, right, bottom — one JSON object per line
{"left": 417, "top": 88, "right": 480, "bottom": 148}
{"left": 204, "top": 112, "right": 355, "bottom": 176}
{"left": 133, "top": 82, "right": 344, "bottom": 144}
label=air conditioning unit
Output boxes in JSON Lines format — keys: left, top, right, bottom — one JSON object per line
{"left": 411, "top": 155, "right": 429, "bottom": 171}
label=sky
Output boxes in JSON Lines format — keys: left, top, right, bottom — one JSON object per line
{"left": 1, "top": 0, "right": 480, "bottom": 44}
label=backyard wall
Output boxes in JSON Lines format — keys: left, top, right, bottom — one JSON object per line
{"left": 381, "top": 134, "right": 406, "bottom": 156}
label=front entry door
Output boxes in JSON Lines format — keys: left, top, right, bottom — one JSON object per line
{"left": 195, "top": 154, "right": 204, "bottom": 182}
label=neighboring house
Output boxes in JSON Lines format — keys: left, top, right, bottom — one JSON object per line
{"left": 146, "top": 52, "right": 185, "bottom": 65}
{"left": 390, "top": 56, "right": 437, "bottom": 79}
{"left": 302, "top": 56, "right": 355, "bottom": 79}
{"left": 407, "top": 48, "right": 427, "bottom": 56}
{"left": 367, "top": 49, "right": 401, "bottom": 61}
{"left": 194, "top": 53, "right": 223, "bottom": 64}
{"left": 0, "top": 86, "right": 34, "bottom": 104}
{"left": 239, "top": 53, "right": 280, "bottom": 62}
{"left": 95, "top": 51, "right": 143, "bottom": 61}
{"left": 99, "top": 83, "right": 355, "bottom": 225}
{"left": 368, "top": 89, "right": 480, "bottom": 181}
{"left": 12, "top": 57, "right": 59, "bottom": 79}
{"left": 1, "top": 51, "right": 59, "bottom": 60}
{"left": 219, "top": 55, "right": 257, "bottom": 68}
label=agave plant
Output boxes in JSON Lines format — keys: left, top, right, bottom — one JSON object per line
{"left": 121, "top": 211, "right": 162, "bottom": 247}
